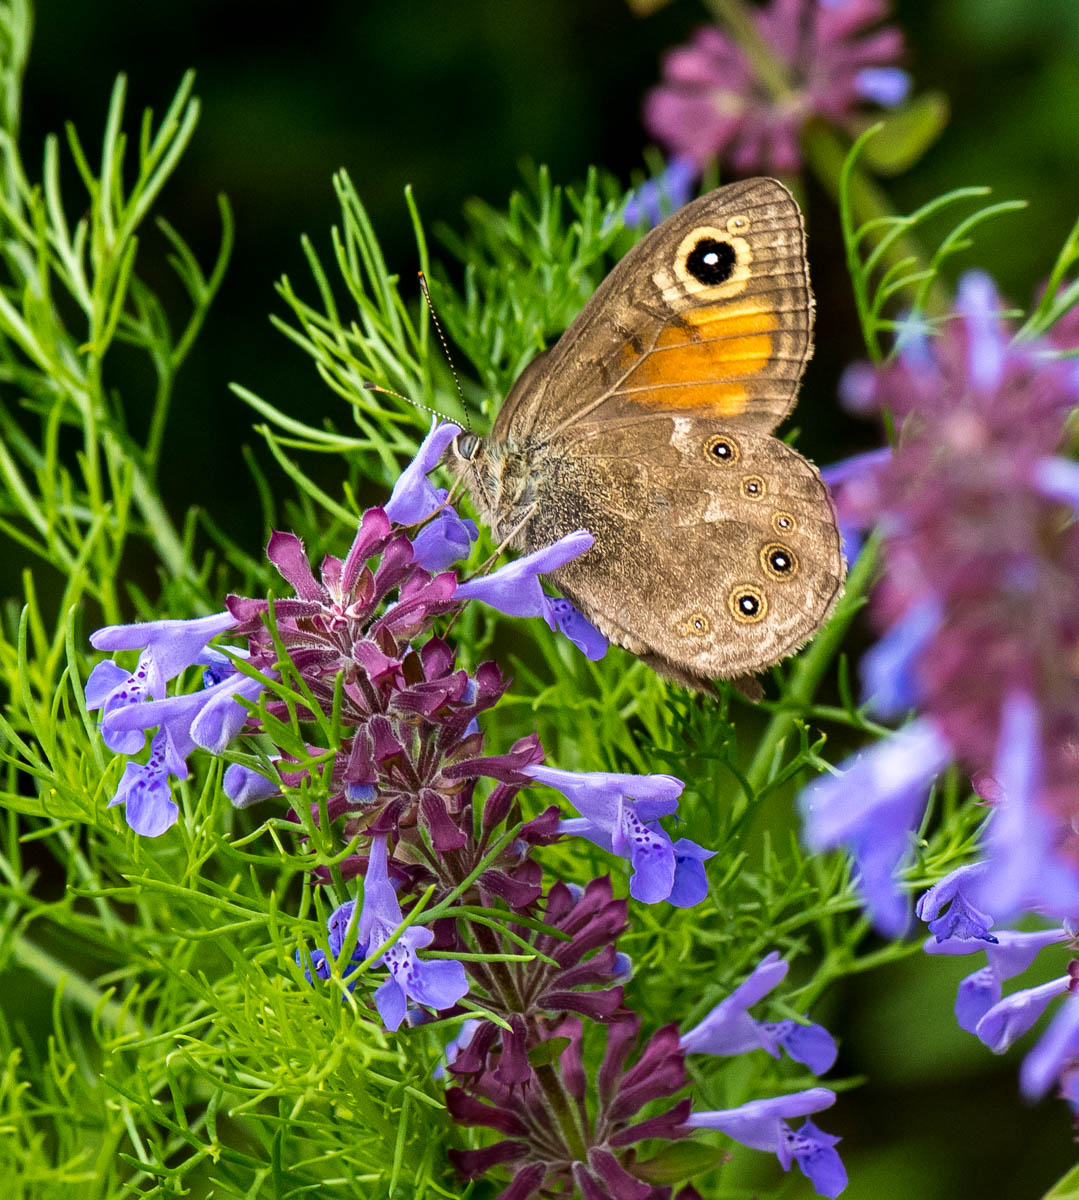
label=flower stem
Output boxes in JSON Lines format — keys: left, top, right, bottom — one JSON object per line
{"left": 12, "top": 933, "right": 137, "bottom": 1035}
{"left": 534, "top": 1059, "right": 590, "bottom": 1162}
{"left": 742, "top": 534, "right": 880, "bottom": 806}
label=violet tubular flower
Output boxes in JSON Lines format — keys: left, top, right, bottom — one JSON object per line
{"left": 455, "top": 530, "right": 609, "bottom": 661}
{"left": 923, "top": 924, "right": 1069, "bottom": 1035}
{"left": 323, "top": 837, "right": 468, "bottom": 1030}
{"left": 685, "top": 1089, "right": 845, "bottom": 1198}
{"left": 644, "top": 0, "right": 908, "bottom": 176}
{"left": 802, "top": 271, "right": 1079, "bottom": 943}
{"left": 680, "top": 951, "right": 838, "bottom": 1074}
{"left": 524, "top": 764, "right": 702, "bottom": 904}
{"left": 87, "top": 611, "right": 248, "bottom": 834}
{"left": 621, "top": 155, "right": 697, "bottom": 228}
{"left": 87, "top": 611, "right": 237, "bottom": 752}
{"left": 801, "top": 720, "right": 951, "bottom": 937}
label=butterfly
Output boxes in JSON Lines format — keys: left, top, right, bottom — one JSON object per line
{"left": 452, "top": 178, "right": 844, "bottom": 698}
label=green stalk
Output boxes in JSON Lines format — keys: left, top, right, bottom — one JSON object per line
{"left": 12, "top": 932, "right": 138, "bottom": 1035}
{"left": 743, "top": 535, "right": 880, "bottom": 803}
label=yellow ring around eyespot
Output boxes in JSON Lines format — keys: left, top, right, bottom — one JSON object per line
{"left": 741, "top": 474, "right": 766, "bottom": 499}
{"left": 729, "top": 584, "right": 767, "bottom": 623}
{"left": 760, "top": 542, "right": 799, "bottom": 581}
{"left": 705, "top": 434, "right": 740, "bottom": 464}
{"left": 772, "top": 511, "right": 797, "bottom": 535}
{"left": 671, "top": 226, "right": 753, "bottom": 300}
{"left": 677, "top": 612, "right": 711, "bottom": 638}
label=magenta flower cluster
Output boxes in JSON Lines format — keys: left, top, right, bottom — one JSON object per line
{"left": 642, "top": 0, "right": 909, "bottom": 183}
{"left": 86, "top": 423, "right": 844, "bottom": 1196}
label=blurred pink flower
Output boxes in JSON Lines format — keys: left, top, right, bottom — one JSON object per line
{"left": 644, "top": 0, "right": 908, "bottom": 175}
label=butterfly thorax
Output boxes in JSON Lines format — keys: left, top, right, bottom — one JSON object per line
{"left": 453, "top": 435, "right": 551, "bottom": 550}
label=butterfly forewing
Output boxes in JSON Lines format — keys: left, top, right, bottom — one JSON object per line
{"left": 493, "top": 178, "right": 813, "bottom": 445}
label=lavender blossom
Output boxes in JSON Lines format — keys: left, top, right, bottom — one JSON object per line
{"left": 455, "top": 531, "right": 609, "bottom": 660}
{"left": 915, "top": 863, "right": 995, "bottom": 943}
{"left": 86, "top": 611, "right": 237, "bottom": 752}
{"left": 621, "top": 156, "right": 697, "bottom": 228}
{"left": 223, "top": 762, "right": 280, "bottom": 808}
{"left": 801, "top": 720, "right": 952, "bottom": 936}
{"left": 87, "top": 612, "right": 255, "bottom": 834}
{"left": 680, "top": 950, "right": 838, "bottom": 1073}
{"left": 976, "top": 976, "right": 1072, "bottom": 1054}
{"left": 383, "top": 420, "right": 462, "bottom": 525}
{"left": 924, "top": 925, "right": 1069, "bottom": 1034}
{"left": 1021, "top": 996, "right": 1079, "bottom": 1102}
{"left": 803, "top": 271, "right": 1079, "bottom": 945}
{"left": 686, "top": 1089, "right": 845, "bottom": 1198}
{"left": 525, "top": 764, "right": 696, "bottom": 904}
{"left": 329, "top": 837, "right": 468, "bottom": 1030}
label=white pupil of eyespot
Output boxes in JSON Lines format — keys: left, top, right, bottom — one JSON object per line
{"left": 703, "top": 252, "right": 718, "bottom": 265}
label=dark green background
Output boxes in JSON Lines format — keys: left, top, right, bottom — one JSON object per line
{"left": 19, "top": 1, "right": 1079, "bottom": 1195}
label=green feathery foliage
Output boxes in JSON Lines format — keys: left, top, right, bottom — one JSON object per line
{"left": 0, "top": 4, "right": 1021, "bottom": 1198}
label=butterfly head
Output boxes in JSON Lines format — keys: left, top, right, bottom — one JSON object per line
{"left": 451, "top": 432, "right": 481, "bottom": 463}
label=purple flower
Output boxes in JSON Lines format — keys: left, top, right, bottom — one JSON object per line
{"left": 820, "top": 447, "right": 891, "bottom": 563}
{"left": 854, "top": 66, "right": 911, "bottom": 107}
{"left": 351, "top": 837, "right": 468, "bottom": 1031}
{"left": 87, "top": 611, "right": 237, "bottom": 752}
{"left": 686, "top": 1089, "right": 845, "bottom": 1197}
{"left": 681, "top": 951, "right": 838, "bottom": 1073}
{"left": 223, "top": 762, "right": 280, "bottom": 808}
{"left": 969, "top": 692, "right": 1079, "bottom": 922}
{"left": 108, "top": 729, "right": 182, "bottom": 836}
{"left": 681, "top": 951, "right": 788, "bottom": 1055}
{"left": 621, "top": 156, "right": 697, "bottom": 228}
{"left": 434, "top": 1018, "right": 482, "bottom": 1080}
{"left": 456, "top": 531, "right": 608, "bottom": 659}
{"left": 102, "top": 669, "right": 268, "bottom": 756}
{"left": 669, "top": 837, "right": 716, "bottom": 908}
{"left": 543, "top": 596, "right": 609, "bottom": 661}
{"left": 860, "top": 597, "right": 942, "bottom": 719}
{"left": 97, "top": 669, "right": 268, "bottom": 834}
{"left": 1033, "top": 455, "right": 1079, "bottom": 511}
{"left": 976, "top": 976, "right": 1072, "bottom": 1054}
{"left": 644, "top": 0, "right": 906, "bottom": 175}
{"left": 410, "top": 503, "right": 477, "bottom": 571}
{"left": 924, "top": 926, "right": 1068, "bottom": 1034}
{"left": 801, "top": 720, "right": 952, "bottom": 936}
{"left": 1021, "top": 995, "right": 1079, "bottom": 1101}
{"left": 526, "top": 764, "right": 691, "bottom": 904}
{"left": 824, "top": 275, "right": 1079, "bottom": 945}
{"left": 915, "top": 863, "right": 996, "bottom": 943}
{"left": 383, "top": 420, "right": 461, "bottom": 525}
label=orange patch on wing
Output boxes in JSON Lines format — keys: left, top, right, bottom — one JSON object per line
{"left": 656, "top": 301, "right": 779, "bottom": 347}
{"left": 624, "top": 382, "right": 750, "bottom": 414}
{"left": 620, "top": 302, "right": 778, "bottom": 416}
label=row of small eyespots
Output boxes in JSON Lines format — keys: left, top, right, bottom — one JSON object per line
{"left": 704, "top": 434, "right": 799, "bottom": 623}
{"left": 707, "top": 438, "right": 796, "bottom": 523}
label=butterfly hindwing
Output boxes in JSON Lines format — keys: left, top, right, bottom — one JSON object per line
{"left": 513, "top": 415, "right": 844, "bottom": 682}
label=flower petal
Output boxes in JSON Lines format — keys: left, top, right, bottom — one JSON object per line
{"left": 384, "top": 421, "right": 462, "bottom": 525}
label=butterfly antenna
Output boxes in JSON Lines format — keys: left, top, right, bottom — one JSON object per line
{"left": 361, "top": 380, "right": 457, "bottom": 427}
{"left": 418, "top": 269, "right": 471, "bottom": 433}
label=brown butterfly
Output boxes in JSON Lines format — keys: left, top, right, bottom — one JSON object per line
{"left": 452, "top": 178, "right": 844, "bottom": 698}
